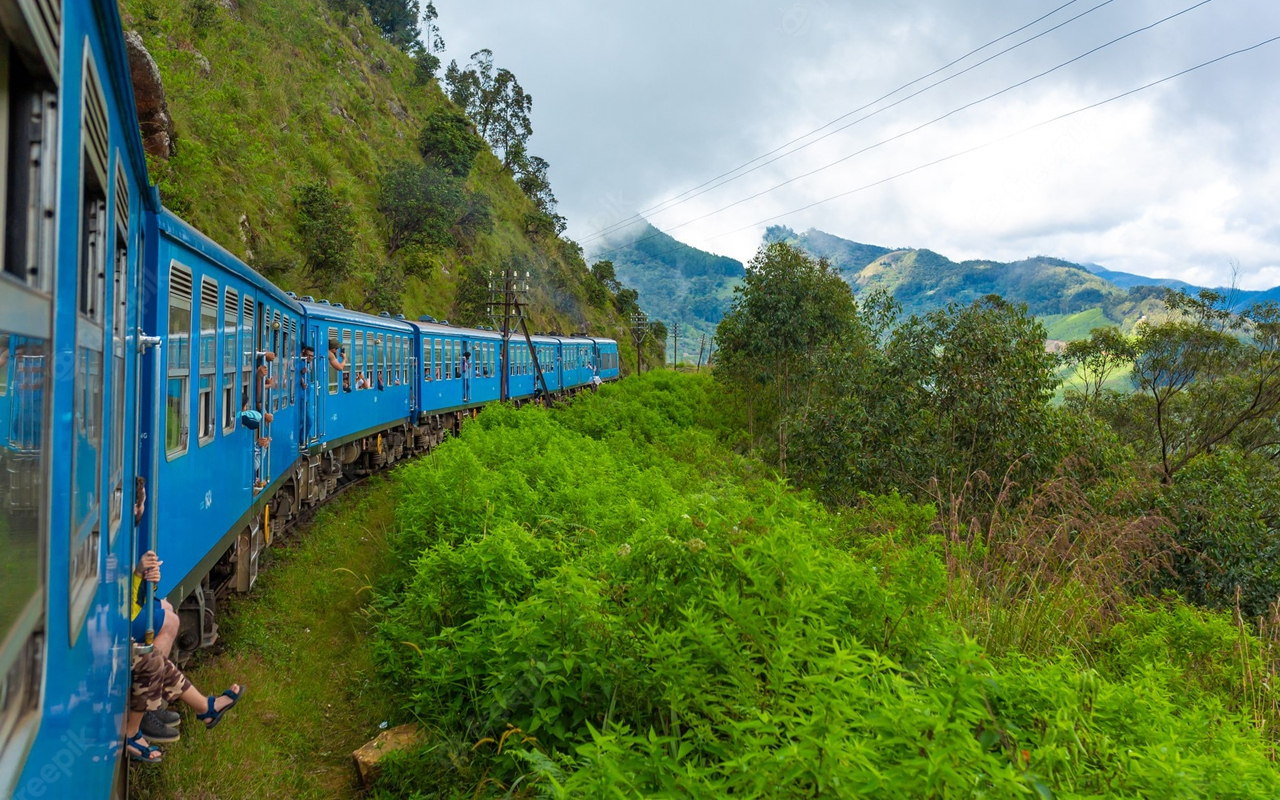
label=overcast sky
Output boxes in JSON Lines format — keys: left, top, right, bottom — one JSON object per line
{"left": 437, "top": 0, "right": 1280, "bottom": 289}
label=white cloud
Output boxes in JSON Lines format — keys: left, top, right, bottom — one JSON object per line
{"left": 436, "top": 0, "right": 1280, "bottom": 289}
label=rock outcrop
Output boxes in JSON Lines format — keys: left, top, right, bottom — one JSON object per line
{"left": 352, "top": 724, "right": 423, "bottom": 788}
{"left": 124, "top": 31, "right": 175, "bottom": 159}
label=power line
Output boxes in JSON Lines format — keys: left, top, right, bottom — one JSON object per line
{"left": 580, "top": 0, "right": 1119, "bottom": 245}
{"left": 602, "top": 34, "right": 1280, "bottom": 270}
{"left": 707, "top": 35, "right": 1280, "bottom": 240}
{"left": 590, "top": 0, "right": 1218, "bottom": 261}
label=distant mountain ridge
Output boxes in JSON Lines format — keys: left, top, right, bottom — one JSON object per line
{"left": 591, "top": 221, "right": 1279, "bottom": 355}
{"left": 591, "top": 221, "right": 743, "bottom": 360}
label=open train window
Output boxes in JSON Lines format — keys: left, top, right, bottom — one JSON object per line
{"left": 68, "top": 47, "right": 110, "bottom": 642}
{"left": 107, "top": 159, "right": 128, "bottom": 541}
{"left": 327, "top": 327, "right": 338, "bottom": 394}
{"left": 223, "top": 289, "right": 238, "bottom": 433}
{"left": 272, "top": 310, "right": 281, "bottom": 411}
{"left": 197, "top": 277, "right": 216, "bottom": 445}
{"left": 341, "top": 329, "right": 351, "bottom": 390}
{"left": 166, "top": 264, "right": 192, "bottom": 459}
{"left": 240, "top": 296, "right": 253, "bottom": 415}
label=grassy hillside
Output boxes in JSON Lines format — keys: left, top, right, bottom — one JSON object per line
{"left": 119, "top": 0, "right": 642, "bottom": 362}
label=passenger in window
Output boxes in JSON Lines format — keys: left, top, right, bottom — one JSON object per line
{"left": 300, "top": 346, "right": 314, "bottom": 447}
{"left": 355, "top": 372, "right": 368, "bottom": 390}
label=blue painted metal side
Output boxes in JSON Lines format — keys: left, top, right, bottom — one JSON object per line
{"left": 9, "top": 0, "right": 157, "bottom": 790}
{"left": 305, "top": 302, "right": 414, "bottom": 444}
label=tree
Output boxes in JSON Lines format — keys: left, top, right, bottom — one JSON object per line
{"left": 590, "top": 260, "right": 619, "bottom": 292}
{"left": 714, "top": 242, "right": 858, "bottom": 470}
{"left": 443, "top": 50, "right": 533, "bottom": 169}
{"left": 365, "top": 0, "right": 421, "bottom": 51}
{"left": 377, "top": 160, "right": 463, "bottom": 256}
{"left": 417, "top": 105, "right": 484, "bottom": 178}
{"left": 1126, "top": 290, "right": 1280, "bottom": 482}
{"left": 1063, "top": 326, "right": 1136, "bottom": 405}
{"left": 516, "top": 155, "right": 559, "bottom": 219}
{"left": 293, "top": 180, "right": 356, "bottom": 290}
{"left": 363, "top": 261, "right": 406, "bottom": 314}
{"left": 412, "top": 1, "right": 445, "bottom": 83}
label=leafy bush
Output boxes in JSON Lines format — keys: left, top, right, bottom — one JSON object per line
{"left": 417, "top": 105, "right": 484, "bottom": 178}
{"left": 371, "top": 374, "right": 1280, "bottom": 798}
{"left": 292, "top": 180, "right": 356, "bottom": 290}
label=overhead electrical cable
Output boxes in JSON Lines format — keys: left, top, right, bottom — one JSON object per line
{"left": 581, "top": 0, "right": 1119, "bottom": 245}
{"left": 625, "top": 33, "right": 1280, "bottom": 270}
{"left": 589, "top": 0, "right": 1219, "bottom": 261}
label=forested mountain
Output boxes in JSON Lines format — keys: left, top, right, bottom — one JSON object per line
{"left": 118, "top": 0, "right": 661, "bottom": 365}
{"left": 590, "top": 221, "right": 744, "bottom": 361}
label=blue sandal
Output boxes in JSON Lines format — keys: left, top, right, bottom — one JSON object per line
{"left": 196, "top": 684, "right": 245, "bottom": 730}
{"left": 126, "top": 732, "right": 163, "bottom": 764}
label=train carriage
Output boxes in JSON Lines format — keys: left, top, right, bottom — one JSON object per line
{"left": 303, "top": 300, "right": 415, "bottom": 452}
{"left": 2, "top": 0, "right": 158, "bottom": 791}
{"left": 143, "top": 210, "right": 305, "bottom": 613}
{"left": 506, "top": 333, "right": 560, "bottom": 402}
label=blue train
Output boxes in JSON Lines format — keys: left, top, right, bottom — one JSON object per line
{"left": 0, "top": 0, "right": 620, "bottom": 794}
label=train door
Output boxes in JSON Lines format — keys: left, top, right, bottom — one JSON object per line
{"left": 304, "top": 325, "right": 322, "bottom": 446}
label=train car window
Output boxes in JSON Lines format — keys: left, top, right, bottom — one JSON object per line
{"left": 375, "top": 333, "right": 384, "bottom": 385}
{"left": 69, "top": 52, "right": 110, "bottom": 640}
{"left": 107, "top": 160, "right": 129, "bottom": 540}
{"left": 327, "top": 327, "right": 338, "bottom": 394}
{"left": 281, "top": 315, "right": 291, "bottom": 408}
{"left": 289, "top": 318, "right": 297, "bottom": 406}
{"left": 354, "top": 330, "right": 364, "bottom": 390}
{"left": 433, "top": 338, "right": 441, "bottom": 381}
{"left": 241, "top": 296, "right": 254, "bottom": 413}
{"left": 2, "top": 41, "right": 58, "bottom": 294}
{"left": 197, "top": 277, "right": 217, "bottom": 445}
{"left": 0, "top": 21, "right": 57, "bottom": 761}
{"left": 341, "top": 329, "right": 352, "bottom": 391}
{"left": 166, "top": 265, "right": 193, "bottom": 459}
{"left": 272, "top": 310, "right": 281, "bottom": 411}
{"left": 223, "top": 289, "right": 238, "bottom": 433}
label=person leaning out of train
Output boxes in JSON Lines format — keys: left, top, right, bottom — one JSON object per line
{"left": 125, "top": 550, "right": 245, "bottom": 764}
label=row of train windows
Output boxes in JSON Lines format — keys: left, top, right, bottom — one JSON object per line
{"left": 326, "top": 328, "right": 412, "bottom": 394}
{"left": 422, "top": 338, "right": 499, "bottom": 382}
{"left": 508, "top": 344, "right": 553, "bottom": 377}
{"left": 599, "top": 352, "right": 618, "bottom": 371}
{"left": 166, "top": 265, "right": 297, "bottom": 458}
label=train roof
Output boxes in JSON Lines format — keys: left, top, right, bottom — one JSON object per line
{"left": 156, "top": 209, "right": 301, "bottom": 312}
{"left": 299, "top": 300, "right": 417, "bottom": 331}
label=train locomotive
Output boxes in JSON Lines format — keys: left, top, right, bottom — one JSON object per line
{"left": 0, "top": 0, "right": 620, "bottom": 795}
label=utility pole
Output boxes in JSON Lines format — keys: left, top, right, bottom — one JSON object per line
{"left": 696, "top": 334, "right": 706, "bottom": 373}
{"left": 488, "top": 268, "right": 552, "bottom": 405}
{"left": 629, "top": 311, "right": 649, "bottom": 375}
{"left": 670, "top": 322, "right": 680, "bottom": 369}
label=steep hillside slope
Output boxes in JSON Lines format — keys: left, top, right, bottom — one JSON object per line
{"left": 119, "top": 0, "right": 638, "bottom": 356}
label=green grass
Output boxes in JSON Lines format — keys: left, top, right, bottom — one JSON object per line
{"left": 131, "top": 478, "right": 399, "bottom": 800}
{"left": 1039, "top": 307, "right": 1113, "bottom": 341}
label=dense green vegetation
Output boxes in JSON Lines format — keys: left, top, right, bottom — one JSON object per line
{"left": 118, "top": 0, "right": 667, "bottom": 365}
{"left": 368, "top": 372, "right": 1280, "bottom": 797}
